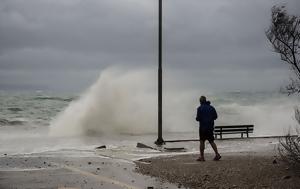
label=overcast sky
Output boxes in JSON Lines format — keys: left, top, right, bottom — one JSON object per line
{"left": 0, "top": 0, "right": 299, "bottom": 92}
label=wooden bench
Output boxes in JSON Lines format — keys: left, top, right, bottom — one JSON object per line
{"left": 214, "top": 125, "right": 254, "bottom": 139}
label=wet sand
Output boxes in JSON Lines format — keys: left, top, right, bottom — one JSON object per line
{"left": 136, "top": 152, "right": 300, "bottom": 189}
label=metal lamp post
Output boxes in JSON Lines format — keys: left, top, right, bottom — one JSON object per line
{"left": 155, "top": 0, "right": 165, "bottom": 145}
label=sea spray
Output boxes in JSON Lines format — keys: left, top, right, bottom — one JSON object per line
{"left": 216, "top": 99, "right": 298, "bottom": 136}
{"left": 49, "top": 67, "right": 158, "bottom": 136}
{"left": 50, "top": 67, "right": 299, "bottom": 137}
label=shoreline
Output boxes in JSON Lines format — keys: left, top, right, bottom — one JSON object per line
{"left": 135, "top": 151, "right": 300, "bottom": 189}
{"left": 164, "top": 135, "right": 298, "bottom": 143}
{"left": 0, "top": 137, "right": 298, "bottom": 188}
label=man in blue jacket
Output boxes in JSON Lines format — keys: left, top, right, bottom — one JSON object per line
{"left": 196, "top": 96, "right": 221, "bottom": 161}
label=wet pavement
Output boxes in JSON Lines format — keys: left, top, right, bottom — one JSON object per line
{"left": 0, "top": 137, "right": 280, "bottom": 189}
{"left": 0, "top": 152, "right": 179, "bottom": 189}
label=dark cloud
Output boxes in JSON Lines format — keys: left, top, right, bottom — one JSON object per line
{"left": 0, "top": 0, "right": 299, "bottom": 91}
{"left": 0, "top": 0, "right": 156, "bottom": 54}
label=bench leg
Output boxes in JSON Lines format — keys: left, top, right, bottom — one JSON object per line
{"left": 241, "top": 133, "right": 243, "bottom": 138}
{"left": 247, "top": 132, "right": 249, "bottom": 138}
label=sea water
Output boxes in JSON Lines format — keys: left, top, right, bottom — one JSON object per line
{"left": 0, "top": 68, "right": 299, "bottom": 157}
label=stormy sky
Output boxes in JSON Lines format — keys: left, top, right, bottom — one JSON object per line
{"left": 0, "top": 0, "right": 299, "bottom": 92}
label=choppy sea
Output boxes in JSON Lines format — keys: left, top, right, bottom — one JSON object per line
{"left": 0, "top": 90, "right": 299, "bottom": 159}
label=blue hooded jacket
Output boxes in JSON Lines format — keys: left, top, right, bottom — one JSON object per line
{"left": 196, "top": 101, "right": 218, "bottom": 131}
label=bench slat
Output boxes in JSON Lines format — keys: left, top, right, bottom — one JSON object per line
{"left": 215, "top": 125, "right": 253, "bottom": 129}
{"left": 215, "top": 131, "right": 253, "bottom": 134}
{"left": 215, "top": 132, "right": 250, "bottom": 135}
{"left": 215, "top": 129, "right": 253, "bottom": 132}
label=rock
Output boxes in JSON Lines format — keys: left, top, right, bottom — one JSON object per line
{"left": 178, "top": 183, "right": 182, "bottom": 188}
{"left": 273, "top": 159, "right": 277, "bottom": 164}
{"left": 95, "top": 145, "right": 106, "bottom": 149}
{"left": 203, "top": 174, "right": 210, "bottom": 181}
{"left": 147, "top": 187, "right": 154, "bottom": 189}
{"left": 97, "top": 168, "right": 100, "bottom": 170}
{"left": 88, "top": 162, "right": 92, "bottom": 165}
{"left": 4, "top": 154, "right": 7, "bottom": 156}
{"left": 282, "top": 175, "right": 291, "bottom": 179}
{"left": 137, "top": 143, "right": 154, "bottom": 149}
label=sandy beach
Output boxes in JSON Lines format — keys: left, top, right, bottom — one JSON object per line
{"left": 136, "top": 152, "right": 300, "bottom": 189}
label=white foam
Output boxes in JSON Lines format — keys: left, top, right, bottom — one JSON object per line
{"left": 49, "top": 67, "right": 299, "bottom": 137}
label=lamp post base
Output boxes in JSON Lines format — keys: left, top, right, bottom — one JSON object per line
{"left": 155, "top": 138, "right": 165, "bottom": 146}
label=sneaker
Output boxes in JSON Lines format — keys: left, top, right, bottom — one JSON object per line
{"left": 196, "top": 157, "right": 205, "bottom": 161}
{"left": 213, "top": 154, "right": 221, "bottom": 161}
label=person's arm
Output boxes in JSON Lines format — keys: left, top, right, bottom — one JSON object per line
{"left": 196, "top": 107, "right": 200, "bottom": 121}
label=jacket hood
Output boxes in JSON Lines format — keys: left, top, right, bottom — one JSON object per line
{"left": 200, "top": 101, "right": 211, "bottom": 105}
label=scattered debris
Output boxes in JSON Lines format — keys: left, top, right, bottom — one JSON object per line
{"left": 164, "top": 147, "right": 186, "bottom": 152}
{"left": 282, "top": 175, "right": 291, "bottom": 180}
{"left": 137, "top": 143, "right": 154, "bottom": 149}
{"left": 95, "top": 145, "right": 106, "bottom": 149}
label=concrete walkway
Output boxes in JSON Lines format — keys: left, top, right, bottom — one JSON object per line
{"left": 0, "top": 152, "right": 178, "bottom": 189}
